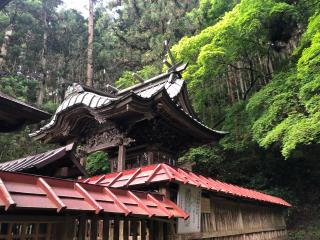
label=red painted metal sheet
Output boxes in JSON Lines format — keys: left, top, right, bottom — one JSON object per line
{"left": 0, "top": 170, "right": 188, "bottom": 219}
{"left": 84, "top": 163, "right": 291, "bottom": 207}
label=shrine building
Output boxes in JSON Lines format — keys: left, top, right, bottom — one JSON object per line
{"left": 0, "top": 90, "right": 187, "bottom": 240}
{"left": 26, "top": 59, "right": 291, "bottom": 240}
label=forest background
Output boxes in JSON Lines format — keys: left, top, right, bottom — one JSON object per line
{"left": 0, "top": 0, "right": 319, "bottom": 238}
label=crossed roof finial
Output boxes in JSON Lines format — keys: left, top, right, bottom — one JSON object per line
{"left": 162, "top": 40, "right": 188, "bottom": 76}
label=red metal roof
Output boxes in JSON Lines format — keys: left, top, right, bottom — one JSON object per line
{"left": 0, "top": 170, "right": 188, "bottom": 219}
{"left": 84, "top": 164, "right": 291, "bottom": 207}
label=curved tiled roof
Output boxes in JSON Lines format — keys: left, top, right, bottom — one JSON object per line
{"left": 30, "top": 89, "right": 117, "bottom": 137}
{"left": 84, "top": 163, "right": 291, "bottom": 208}
{"left": 30, "top": 73, "right": 226, "bottom": 140}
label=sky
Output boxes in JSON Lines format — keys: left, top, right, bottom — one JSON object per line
{"left": 58, "top": 0, "right": 89, "bottom": 17}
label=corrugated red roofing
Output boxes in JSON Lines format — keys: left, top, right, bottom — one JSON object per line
{"left": 0, "top": 170, "right": 188, "bottom": 219}
{"left": 84, "top": 163, "right": 291, "bottom": 207}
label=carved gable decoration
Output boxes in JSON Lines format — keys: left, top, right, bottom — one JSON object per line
{"left": 78, "top": 121, "right": 135, "bottom": 154}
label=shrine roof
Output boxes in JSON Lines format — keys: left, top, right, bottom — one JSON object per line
{"left": 30, "top": 68, "right": 226, "bottom": 142}
{"left": 0, "top": 91, "right": 51, "bottom": 132}
{"left": 0, "top": 144, "right": 87, "bottom": 177}
{"left": 0, "top": 170, "right": 188, "bottom": 219}
{"left": 83, "top": 163, "right": 291, "bottom": 208}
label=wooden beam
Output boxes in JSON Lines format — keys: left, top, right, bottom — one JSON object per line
{"left": 75, "top": 183, "right": 103, "bottom": 214}
{"left": 37, "top": 177, "right": 66, "bottom": 213}
{"left": 107, "top": 172, "right": 123, "bottom": 187}
{"left": 0, "top": 177, "right": 15, "bottom": 210}
{"left": 69, "top": 154, "right": 89, "bottom": 177}
{"left": 103, "top": 187, "right": 131, "bottom": 216}
{"left": 147, "top": 194, "right": 173, "bottom": 219}
{"left": 117, "top": 145, "right": 126, "bottom": 172}
{"left": 127, "top": 191, "right": 154, "bottom": 218}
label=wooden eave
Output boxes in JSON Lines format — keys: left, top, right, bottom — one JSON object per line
{"left": 33, "top": 94, "right": 155, "bottom": 143}
{"left": 0, "top": 92, "right": 51, "bottom": 132}
{"left": 0, "top": 144, "right": 88, "bottom": 178}
{"left": 153, "top": 88, "right": 226, "bottom": 142}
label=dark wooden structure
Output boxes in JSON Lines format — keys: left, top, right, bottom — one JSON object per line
{"left": 30, "top": 64, "right": 226, "bottom": 172}
{"left": 0, "top": 144, "right": 88, "bottom": 178}
{"left": 0, "top": 92, "right": 50, "bottom": 132}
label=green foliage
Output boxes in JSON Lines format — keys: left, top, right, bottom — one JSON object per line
{"left": 85, "top": 151, "right": 110, "bottom": 176}
{"left": 179, "top": 146, "right": 225, "bottom": 177}
{"left": 171, "top": 0, "right": 298, "bottom": 127}
{"left": 94, "top": 0, "right": 198, "bottom": 85}
{"left": 288, "top": 218, "right": 320, "bottom": 240}
{"left": 220, "top": 101, "right": 252, "bottom": 151}
{"left": 188, "top": 0, "right": 239, "bottom": 29}
{"left": 116, "top": 71, "right": 139, "bottom": 89}
{"left": 0, "top": 127, "right": 53, "bottom": 163}
{"left": 41, "top": 101, "right": 59, "bottom": 114}
{"left": 0, "top": 75, "right": 38, "bottom": 103}
{"left": 248, "top": 11, "right": 320, "bottom": 158}
{"left": 115, "top": 65, "right": 160, "bottom": 89}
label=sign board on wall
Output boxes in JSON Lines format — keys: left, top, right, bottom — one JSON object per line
{"left": 201, "top": 197, "right": 211, "bottom": 213}
{"left": 177, "top": 184, "right": 201, "bottom": 234}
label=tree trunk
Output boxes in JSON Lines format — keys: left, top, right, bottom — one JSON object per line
{"left": 37, "top": 1, "right": 48, "bottom": 106}
{"left": 86, "top": 0, "right": 94, "bottom": 87}
{"left": 0, "top": 25, "right": 13, "bottom": 67}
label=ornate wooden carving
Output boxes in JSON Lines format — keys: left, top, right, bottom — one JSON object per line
{"left": 77, "top": 121, "right": 135, "bottom": 155}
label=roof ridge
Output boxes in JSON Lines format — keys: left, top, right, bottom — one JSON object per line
{"left": 117, "top": 72, "right": 170, "bottom": 95}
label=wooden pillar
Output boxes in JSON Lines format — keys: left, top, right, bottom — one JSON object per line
{"left": 157, "top": 222, "right": 163, "bottom": 240}
{"left": 163, "top": 223, "right": 168, "bottom": 240}
{"left": 91, "top": 216, "right": 98, "bottom": 240}
{"left": 114, "top": 218, "right": 120, "bottom": 240}
{"left": 159, "top": 186, "right": 170, "bottom": 198}
{"left": 131, "top": 220, "right": 138, "bottom": 240}
{"left": 147, "top": 151, "right": 154, "bottom": 165}
{"left": 78, "top": 215, "right": 87, "bottom": 240}
{"left": 46, "top": 224, "right": 53, "bottom": 240}
{"left": 63, "top": 216, "right": 75, "bottom": 240}
{"left": 110, "top": 158, "right": 114, "bottom": 173}
{"left": 148, "top": 220, "right": 158, "bottom": 240}
{"left": 117, "top": 145, "right": 126, "bottom": 172}
{"left": 122, "top": 219, "right": 128, "bottom": 240}
{"left": 141, "top": 220, "right": 147, "bottom": 240}
{"left": 103, "top": 215, "right": 110, "bottom": 240}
